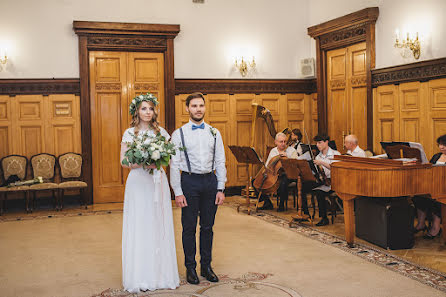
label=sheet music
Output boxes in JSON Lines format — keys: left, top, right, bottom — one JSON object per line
{"left": 370, "top": 153, "right": 388, "bottom": 159}
{"left": 408, "top": 142, "right": 429, "bottom": 164}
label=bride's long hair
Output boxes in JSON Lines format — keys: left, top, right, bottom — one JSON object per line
{"left": 130, "top": 101, "right": 160, "bottom": 135}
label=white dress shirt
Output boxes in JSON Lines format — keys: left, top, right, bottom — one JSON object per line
{"left": 313, "top": 147, "right": 341, "bottom": 192}
{"left": 170, "top": 120, "right": 227, "bottom": 196}
{"left": 347, "top": 145, "right": 366, "bottom": 157}
{"left": 266, "top": 146, "right": 297, "bottom": 166}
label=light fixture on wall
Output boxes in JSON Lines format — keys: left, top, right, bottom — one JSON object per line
{"left": 0, "top": 50, "right": 8, "bottom": 71}
{"left": 234, "top": 56, "right": 256, "bottom": 77}
{"left": 394, "top": 30, "right": 421, "bottom": 60}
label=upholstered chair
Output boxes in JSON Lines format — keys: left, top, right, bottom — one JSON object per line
{"left": 57, "top": 153, "right": 88, "bottom": 209}
{"left": 29, "top": 153, "right": 59, "bottom": 211}
{"left": 0, "top": 155, "right": 30, "bottom": 214}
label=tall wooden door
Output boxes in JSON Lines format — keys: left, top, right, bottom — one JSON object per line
{"left": 90, "top": 51, "right": 164, "bottom": 203}
{"left": 327, "top": 42, "right": 367, "bottom": 153}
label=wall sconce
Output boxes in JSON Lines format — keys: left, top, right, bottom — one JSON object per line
{"left": 394, "top": 31, "right": 421, "bottom": 60}
{"left": 234, "top": 56, "right": 256, "bottom": 77}
{"left": 0, "top": 51, "right": 8, "bottom": 71}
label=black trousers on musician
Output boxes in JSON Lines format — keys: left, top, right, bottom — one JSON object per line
{"left": 181, "top": 172, "right": 218, "bottom": 270}
{"left": 277, "top": 175, "right": 289, "bottom": 209}
{"left": 314, "top": 189, "right": 331, "bottom": 219}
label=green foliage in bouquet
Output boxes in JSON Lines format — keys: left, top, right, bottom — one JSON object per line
{"left": 121, "top": 131, "right": 181, "bottom": 173}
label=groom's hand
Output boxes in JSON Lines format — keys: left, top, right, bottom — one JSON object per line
{"left": 175, "top": 195, "right": 188, "bottom": 208}
{"left": 215, "top": 192, "right": 225, "bottom": 205}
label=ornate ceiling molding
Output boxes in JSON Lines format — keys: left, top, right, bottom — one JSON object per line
{"left": 174, "top": 79, "right": 317, "bottom": 95}
{"left": 372, "top": 58, "right": 446, "bottom": 87}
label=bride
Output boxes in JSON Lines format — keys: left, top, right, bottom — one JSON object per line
{"left": 120, "top": 94, "right": 179, "bottom": 292}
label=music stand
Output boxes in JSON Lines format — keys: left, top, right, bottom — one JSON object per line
{"left": 228, "top": 146, "right": 263, "bottom": 215}
{"left": 384, "top": 145, "right": 421, "bottom": 162}
{"left": 280, "top": 158, "right": 317, "bottom": 226}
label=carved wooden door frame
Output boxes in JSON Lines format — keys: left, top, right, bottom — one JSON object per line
{"left": 308, "top": 7, "right": 378, "bottom": 150}
{"left": 73, "top": 21, "right": 180, "bottom": 203}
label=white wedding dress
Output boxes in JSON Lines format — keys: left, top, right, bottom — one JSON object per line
{"left": 121, "top": 127, "right": 179, "bottom": 293}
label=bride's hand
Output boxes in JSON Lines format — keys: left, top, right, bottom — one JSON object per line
{"left": 146, "top": 164, "right": 157, "bottom": 169}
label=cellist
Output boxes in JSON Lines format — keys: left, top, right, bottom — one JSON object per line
{"left": 258, "top": 132, "right": 297, "bottom": 212}
{"left": 312, "top": 134, "right": 341, "bottom": 226}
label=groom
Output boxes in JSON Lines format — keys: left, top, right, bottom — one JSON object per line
{"left": 170, "top": 92, "right": 226, "bottom": 285}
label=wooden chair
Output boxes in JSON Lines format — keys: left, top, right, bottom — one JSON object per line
{"left": 0, "top": 155, "right": 30, "bottom": 214}
{"left": 57, "top": 153, "right": 88, "bottom": 209}
{"left": 29, "top": 153, "right": 59, "bottom": 211}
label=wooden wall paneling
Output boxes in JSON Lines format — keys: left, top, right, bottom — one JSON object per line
{"left": 427, "top": 78, "right": 446, "bottom": 159}
{"left": 372, "top": 58, "right": 446, "bottom": 87}
{"left": 174, "top": 79, "right": 316, "bottom": 95}
{"left": 286, "top": 93, "right": 305, "bottom": 133}
{"left": 398, "top": 82, "right": 425, "bottom": 146}
{"left": 0, "top": 96, "right": 12, "bottom": 158}
{"left": 174, "top": 94, "right": 191, "bottom": 129}
{"left": 47, "top": 94, "right": 82, "bottom": 157}
{"left": 14, "top": 95, "right": 46, "bottom": 158}
{"left": 374, "top": 84, "right": 399, "bottom": 154}
{"left": 206, "top": 94, "right": 232, "bottom": 185}
{"left": 234, "top": 94, "right": 256, "bottom": 186}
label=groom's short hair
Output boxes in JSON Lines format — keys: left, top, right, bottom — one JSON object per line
{"left": 186, "top": 92, "right": 206, "bottom": 107}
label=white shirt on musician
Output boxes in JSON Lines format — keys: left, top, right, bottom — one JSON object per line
{"left": 347, "top": 145, "right": 366, "bottom": 157}
{"left": 170, "top": 120, "right": 227, "bottom": 196}
{"left": 265, "top": 146, "right": 297, "bottom": 166}
{"left": 314, "top": 147, "right": 341, "bottom": 192}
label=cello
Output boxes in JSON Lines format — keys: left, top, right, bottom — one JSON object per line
{"left": 252, "top": 155, "right": 284, "bottom": 195}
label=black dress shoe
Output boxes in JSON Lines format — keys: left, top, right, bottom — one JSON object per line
{"left": 186, "top": 268, "right": 199, "bottom": 284}
{"left": 200, "top": 266, "right": 219, "bottom": 282}
{"left": 277, "top": 207, "right": 285, "bottom": 212}
{"left": 315, "top": 217, "right": 329, "bottom": 226}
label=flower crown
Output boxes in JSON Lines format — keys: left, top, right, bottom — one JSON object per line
{"left": 129, "top": 93, "right": 159, "bottom": 116}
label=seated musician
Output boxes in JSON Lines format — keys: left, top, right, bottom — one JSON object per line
{"left": 312, "top": 134, "right": 341, "bottom": 226}
{"left": 258, "top": 132, "right": 297, "bottom": 212}
{"left": 412, "top": 134, "right": 446, "bottom": 239}
{"left": 344, "top": 134, "right": 366, "bottom": 157}
{"left": 289, "top": 128, "right": 304, "bottom": 156}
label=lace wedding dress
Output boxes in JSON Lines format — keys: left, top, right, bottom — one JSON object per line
{"left": 121, "top": 127, "right": 179, "bottom": 292}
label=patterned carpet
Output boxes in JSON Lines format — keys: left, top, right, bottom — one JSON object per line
{"left": 92, "top": 273, "right": 302, "bottom": 297}
{"left": 2, "top": 202, "right": 446, "bottom": 295}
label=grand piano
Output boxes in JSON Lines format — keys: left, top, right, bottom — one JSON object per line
{"left": 331, "top": 155, "right": 446, "bottom": 247}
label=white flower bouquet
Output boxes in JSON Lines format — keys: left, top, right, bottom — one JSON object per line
{"left": 7, "top": 176, "right": 44, "bottom": 187}
{"left": 121, "top": 131, "right": 179, "bottom": 173}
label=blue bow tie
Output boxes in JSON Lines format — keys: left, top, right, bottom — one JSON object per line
{"left": 192, "top": 123, "right": 205, "bottom": 130}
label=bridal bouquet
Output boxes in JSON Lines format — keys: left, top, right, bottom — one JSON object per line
{"left": 121, "top": 131, "right": 179, "bottom": 173}
{"left": 7, "top": 176, "right": 44, "bottom": 187}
